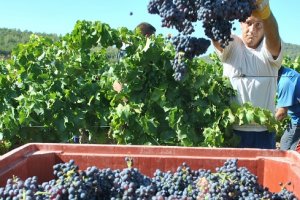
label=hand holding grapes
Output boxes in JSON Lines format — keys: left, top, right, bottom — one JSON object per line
{"left": 252, "top": 0, "right": 271, "bottom": 19}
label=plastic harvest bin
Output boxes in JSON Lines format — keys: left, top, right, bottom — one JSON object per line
{"left": 0, "top": 143, "right": 300, "bottom": 198}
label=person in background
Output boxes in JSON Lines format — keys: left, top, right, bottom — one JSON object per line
{"left": 275, "top": 66, "right": 300, "bottom": 153}
{"left": 212, "top": 0, "right": 283, "bottom": 149}
{"left": 116, "top": 22, "right": 156, "bottom": 62}
{"left": 134, "top": 22, "right": 156, "bottom": 37}
{"left": 113, "top": 22, "right": 156, "bottom": 93}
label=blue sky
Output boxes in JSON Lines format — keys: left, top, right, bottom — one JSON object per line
{"left": 0, "top": 0, "right": 299, "bottom": 54}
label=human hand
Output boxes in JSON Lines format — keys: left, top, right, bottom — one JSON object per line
{"left": 275, "top": 107, "right": 288, "bottom": 121}
{"left": 113, "top": 80, "right": 122, "bottom": 93}
{"left": 252, "top": 0, "right": 270, "bottom": 20}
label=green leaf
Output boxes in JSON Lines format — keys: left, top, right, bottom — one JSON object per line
{"left": 223, "top": 109, "right": 235, "bottom": 123}
{"left": 18, "top": 110, "right": 27, "bottom": 124}
{"left": 160, "top": 130, "right": 176, "bottom": 143}
{"left": 116, "top": 104, "right": 131, "bottom": 119}
{"left": 245, "top": 110, "right": 254, "bottom": 123}
{"left": 140, "top": 116, "right": 158, "bottom": 136}
{"left": 87, "top": 96, "right": 94, "bottom": 106}
{"left": 258, "top": 112, "right": 267, "bottom": 124}
{"left": 176, "top": 129, "right": 188, "bottom": 140}
{"left": 54, "top": 117, "right": 66, "bottom": 132}
{"left": 34, "top": 107, "right": 44, "bottom": 116}
{"left": 150, "top": 87, "right": 165, "bottom": 102}
{"left": 167, "top": 107, "right": 180, "bottom": 128}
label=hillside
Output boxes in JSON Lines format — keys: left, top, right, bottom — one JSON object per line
{"left": 0, "top": 28, "right": 60, "bottom": 58}
{"left": 1, "top": 27, "right": 300, "bottom": 60}
{"left": 282, "top": 42, "right": 300, "bottom": 59}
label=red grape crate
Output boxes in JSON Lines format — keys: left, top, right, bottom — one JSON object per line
{"left": 0, "top": 143, "right": 299, "bottom": 198}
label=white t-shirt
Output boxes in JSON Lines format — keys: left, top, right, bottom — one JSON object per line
{"left": 215, "top": 35, "right": 283, "bottom": 131}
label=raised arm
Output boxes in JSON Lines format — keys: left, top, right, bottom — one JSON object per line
{"left": 263, "top": 13, "right": 281, "bottom": 58}
{"left": 253, "top": 0, "right": 281, "bottom": 58}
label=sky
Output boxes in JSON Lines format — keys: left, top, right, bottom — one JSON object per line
{"left": 0, "top": 0, "right": 299, "bottom": 54}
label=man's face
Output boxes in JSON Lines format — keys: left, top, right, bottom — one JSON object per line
{"left": 241, "top": 16, "right": 264, "bottom": 49}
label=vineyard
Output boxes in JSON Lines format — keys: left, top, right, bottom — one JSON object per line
{"left": 0, "top": 19, "right": 299, "bottom": 154}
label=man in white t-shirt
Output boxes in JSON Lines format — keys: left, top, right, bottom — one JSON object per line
{"left": 213, "top": 0, "right": 283, "bottom": 149}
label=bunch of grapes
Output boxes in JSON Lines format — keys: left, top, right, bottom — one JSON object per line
{"left": 148, "top": 0, "right": 198, "bottom": 35}
{"left": 197, "top": 0, "right": 256, "bottom": 47}
{"left": 171, "top": 35, "right": 210, "bottom": 80}
{"left": 148, "top": 0, "right": 257, "bottom": 80}
{"left": 172, "top": 35, "right": 211, "bottom": 60}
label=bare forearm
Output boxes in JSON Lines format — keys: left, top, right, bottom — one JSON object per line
{"left": 275, "top": 107, "right": 288, "bottom": 121}
{"left": 212, "top": 40, "right": 223, "bottom": 53}
{"left": 263, "top": 12, "right": 281, "bottom": 58}
{"left": 275, "top": 112, "right": 286, "bottom": 121}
